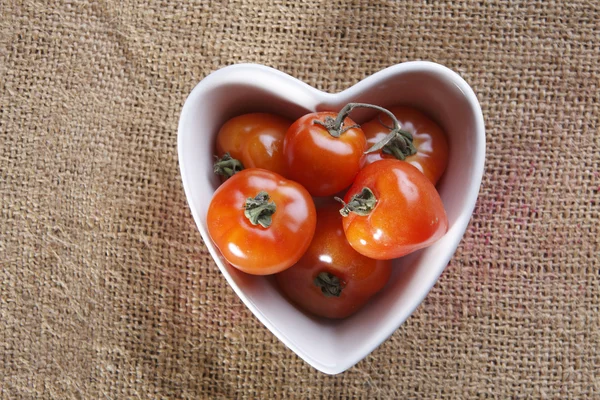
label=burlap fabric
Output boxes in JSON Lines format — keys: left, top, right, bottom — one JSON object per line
{"left": 1, "top": 0, "right": 599, "bottom": 398}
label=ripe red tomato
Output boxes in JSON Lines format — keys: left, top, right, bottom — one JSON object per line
{"left": 283, "top": 111, "right": 366, "bottom": 197}
{"left": 214, "top": 113, "right": 291, "bottom": 178}
{"left": 339, "top": 159, "right": 448, "bottom": 260}
{"left": 207, "top": 168, "right": 316, "bottom": 275}
{"left": 361, "top": 106, "right": 449, "bottom": 185}
{"left": 275, "top": 202, "right": 392, "bottom": 319}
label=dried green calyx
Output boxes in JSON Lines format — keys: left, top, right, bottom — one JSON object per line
{"left": 314, "top": 272, "right": 345, "bottom": 297}
{"left": 244, "top": 191, "right": 276, "bottom": 228}
{"left": 335, "top": 187, "right": 377, "bottom": 217}
{"left": 214, "top": 153, "right": 244, "bottom": 178}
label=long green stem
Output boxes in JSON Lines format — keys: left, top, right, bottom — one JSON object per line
{"left": 312, "top": 102, "right": 417, "bottom": 160}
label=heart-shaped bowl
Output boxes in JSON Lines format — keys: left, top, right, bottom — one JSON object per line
{"left": 178, "top": 62, "right": 485, "bottom": 374}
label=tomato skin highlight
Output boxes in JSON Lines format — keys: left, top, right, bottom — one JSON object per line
{"left": 284, "top": 112, "right": 367, "bottom": 197}
{"left": 276, "top": 202, "right": 392, "bottom": 319}
{"left": 207, "top": 168, "right": 316, "bottom": 275}
{"left": 216, "top": 113, "right": 292, "bottom": 177}
{"left": 361, "top": 106, "right": 449, "bottom": 185}
{"left": 342, "top": 159, "right": 448, "bottom": 260}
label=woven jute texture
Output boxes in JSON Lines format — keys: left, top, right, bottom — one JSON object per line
{"left": 1, "top": 0, "right": 599, "bottom": 398}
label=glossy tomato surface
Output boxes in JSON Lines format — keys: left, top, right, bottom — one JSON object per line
{"left": 361, "top": 106, "right": 449, "bottom": 185}
{"left": 207, "top": 168, "right": 316, "bottom": 275}
{"left": 276, "top": 202, "right": 392, "bottom": 319}
{"left": 216, "top": 113, "right": 292, "bottom": 177}
{"left": 284, "top": 112, "right": 366, "bottom": 197}
{"left": 341, "top": 159, "right": 448, "bottom": 260}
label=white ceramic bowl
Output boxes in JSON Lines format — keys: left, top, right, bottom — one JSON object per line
{"left": 178, "top": 62, "right": 485, "bottom": 374}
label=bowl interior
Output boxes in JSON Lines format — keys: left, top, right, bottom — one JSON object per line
{"left": 178, "top": 63, "right": 485, "bottom": 374}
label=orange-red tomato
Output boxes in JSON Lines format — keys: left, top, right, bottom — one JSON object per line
{"left": 340, "top": 159, "right": 448, "bottom": 260}
{"left": 215, "top": 113, "right": 292, "bottom": 177}
{"left": 284, "top": 112, "right": 366, "bottom": 197}
{"left": 275, "top": 202, "right": 392, "bottom": 319}
{"left": 207, "top": 168, "right": 316, "bottom": 275}
{"left": 361, "top": 106, "right": 449, "bottom": 185}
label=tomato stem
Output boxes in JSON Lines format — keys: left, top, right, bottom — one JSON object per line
{"left": 313, "top": 103, "right": 417, "bottom": 160}
{"left": 313, "top": 102, "right": 374, "bottom": 138}
{"left": 335, "top": 187, "right": 377, "bottom": 217}
{"left": 314, "top": 272, "right": 345, "bottom": 297}
{"left": 214, "top": 153, "right": 244, "bottom": 178}
{"left": 374, "top": 114, "right": 418, "bottom": 160}
{"left": 365, "top": 115, "right": 417, "bottom": 160}
{"left": 244, "top": 191, "right": 276, "bottom": 228}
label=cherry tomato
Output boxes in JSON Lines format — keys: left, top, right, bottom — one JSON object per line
{"left": 275, "top": 202, "right": 392, "bottom": 319}
{"left": 207, "top": 168, "right": 316, "bottom": 275}
{"left": 284, "top": 111, "right": 366, "bottom": 197}
{"left": 340, "top": 159, "right": 448, "bottom": 260}
{"left": 361, "top": 106, "right": 449, "bottom": 185}
{"left": 215, "top": 113, "right": 292, "bottom": 178}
